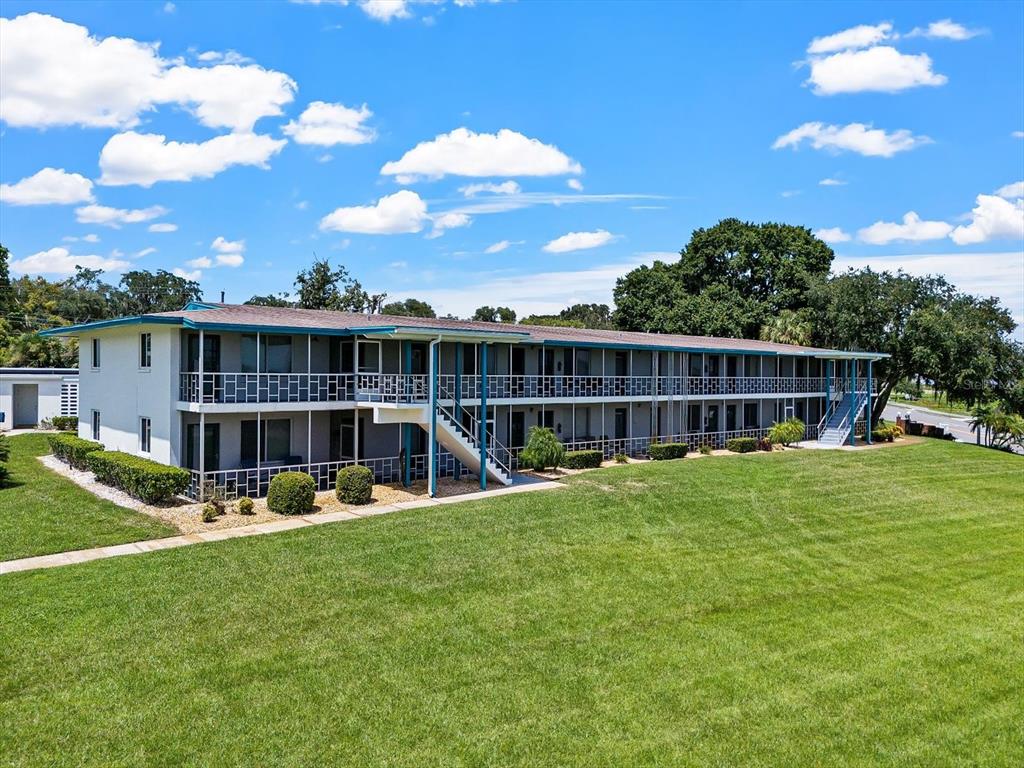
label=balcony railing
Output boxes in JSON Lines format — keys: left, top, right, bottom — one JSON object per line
{"left": 180, "top": 372, "right": 855, "bottom": 405}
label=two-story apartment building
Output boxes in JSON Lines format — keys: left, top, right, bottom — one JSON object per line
{"left": 43, "top": 303, "right": 884, "bottom": 500}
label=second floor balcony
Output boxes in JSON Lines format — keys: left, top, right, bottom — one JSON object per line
{"left": 179, "top": 372, "right": 858, "bottom": 405}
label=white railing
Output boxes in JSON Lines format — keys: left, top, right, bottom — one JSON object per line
{"left": 179, "top": 372, "right": 428, "bottom": 405}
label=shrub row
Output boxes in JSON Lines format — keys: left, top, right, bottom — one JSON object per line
{"left": 336, "top": 465, "right": 373, "bottom": 505}
{"left": 649, "top": 442, "right": 688, "bottom": 460}
{"left": 87, "top": 451, "right": 190, "bottom": 504}
{"left": 562, "top": 449, "right": 603, "bottom": 469}
{"left": 267, "top": 471, "right": 316, "bottom": 515}
{"left": 50, "top": 416, "right": 78, "bottom": 432}
{"left": 871, "top": 424, "right": 902, "bottom": 442}
{"left": 48, "top": 433, "right": 103, "bottom": 469}
{"left": 726, "top": 436, "right": 758, "bottom": 453}
{"left": 0, "top": 433, "right": 9, "bottom": 487}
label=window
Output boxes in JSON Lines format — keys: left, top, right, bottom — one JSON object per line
{"left": 744, "top": 402, "right": 759, "bottom": 428}
{"left": 140, "top": 417, "right": 152, "bottom": 453}
{"left": 140, "top": 333, "right": 152, "bottom": 368}
{"left": 688, "top": 354, "right": 702, "bottom": 377}
{"left": 357, "top": 341, "right": 381, "bottom": 373}
{"left": 745, "top": 356, "right": 761, "bottom": 377}
{"left": 688, "top": 403, "right": 702, "bottom": 433}
{"left": 241, "top": 418, "right": 291, "bottom": 463}
{"left": 91, "top": 410, "right": 100, "bottom": 440}
{"left": 91, "top": 338, "right": 101, "bottom": 369}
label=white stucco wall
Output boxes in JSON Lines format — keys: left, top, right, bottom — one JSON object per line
{"left": 0, "top": 372, "right": 75, "bottom": 430}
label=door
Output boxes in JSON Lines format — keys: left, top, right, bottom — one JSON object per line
{"left": 614, "top": 408, "right": 627, "bottom": 439}
{"left": 185, "top": 423, "right": 220, "bottom": 472}
{"left": 510, "top": 347, "right": 526, "bottom": 396}
{"left": 511, "top": 411, "right": 525, "bottom": 448}
{"left": 706, "top": 404, "right": 720, "bottom": 433}
{"left": 410, "top": 343, "right": 427, "bottom": 374}
{"left": 12, "top": 384, "right": 38, "bottom": 427}
{"left": 707, "top": 355, "right": 720, "bottom": 377}
{"left": 726, "top": 403, "right": 737, "bottom": 432}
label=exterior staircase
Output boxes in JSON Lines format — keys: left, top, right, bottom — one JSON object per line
{"left": 817, "top": 390, "right": 870, "bottom": 446}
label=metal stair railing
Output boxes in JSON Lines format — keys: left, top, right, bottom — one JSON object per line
{"left": 436, "top": 381, "right": 513, "bottom": 479}
{"left": 821, "top": 391, "right": 869, "bottom": 442}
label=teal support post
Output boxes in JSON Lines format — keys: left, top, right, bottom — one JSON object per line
{"left": 825, "top": 359, "right": 831, "bottom": 418}
{"left": 848, "top": 358, "right": 856, "bottom": 446}
{"left": 402, "top": 340, "right": 412, "bottom": 487}
{"left": 454, "top": 342, "right": 462, "bottom": 478}
{"left": 866, "top": 359, "right": 873, "bottom": 444}
{"left": 430, "top": 343, "right": 438, "bottom": 497}
{"left": 479, "top": 342, "right": 488, "bottom": 490}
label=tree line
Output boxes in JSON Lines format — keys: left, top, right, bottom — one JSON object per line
{"left": 3, "top": 223, "right": 1021, "bottom": 441}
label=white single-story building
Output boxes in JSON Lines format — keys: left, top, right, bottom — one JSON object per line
{"left": 0, "top": 368, "right": 79, "bottom": 431}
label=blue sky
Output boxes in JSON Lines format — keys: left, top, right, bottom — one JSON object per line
{"left": 1, "top": 0, "right": 1022, "bottom": 331}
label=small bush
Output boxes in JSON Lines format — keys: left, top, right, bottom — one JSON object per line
{"left": 201, "top": 503, "right": 219, "bottom": 523}
{"left": 726, "top": 437, "right": 758, "bottom": 453}
{"left": 520, "top": 426, "right": 565, "bottom": 471}
{"left": 768, "top": 418, "right": 805, "bottom": 447}
{"left": 649, "top": 442, "right": 688, "bottom": 460}
{"left": 47, "top": 433, "right": 103, "bottom": 469}
{"left": 336, "top": 465, "right": 373, "bottom": 505}
{"left": 0, "top": 434, "right": 9, "bottom": 488}
{"left": 613, "top": 453, "right": 628, "bottom": 464}
{"left": 757, "top": 437, "right": 773, "bottom": 452}
{"left": 267, "top": 472, "right": 315, "bottom": 515}
{"left": 86, "top": 451, "right": 190, "bottom": 503}
{"left": 51, "top": 416, "right": 78, "bottom": 431}
{"left": 698, "top": 445, "right": 712, "bottom": 455}
{"left": 237, "top": 497, "right": 255, "bottom": 515}
{"left": 563, "top": 449, "right": 603, "bottom": 469}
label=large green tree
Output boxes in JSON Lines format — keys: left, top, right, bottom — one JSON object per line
{"left": 521, "top": 303, "right": 613, "bottom": 330}
{"left": 613, "top": 219, "right": 834, "bottom": 337}
{"left": 294, "top": 258, "right": 387, "bottom": 313}
{"left": 472, "top": 306, "right": 516, "bottom": 324}
{"left": 381, "top": 298, "right": 436, "bottom": 318}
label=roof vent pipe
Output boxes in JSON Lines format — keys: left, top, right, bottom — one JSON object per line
{"left": 220, "top": 291, "right": 225, "bottom": 303}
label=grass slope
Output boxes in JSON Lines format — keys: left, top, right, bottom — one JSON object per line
{"left": 0, "top": 434, "right": 176, "bottom": 561}
{"left": 1, "top": 441, "right": 1021, "bottom": 767}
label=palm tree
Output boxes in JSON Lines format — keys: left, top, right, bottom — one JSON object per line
{"left": 969, "top": 403, "right": 995, "bottom": 446}
{"left": 759, "top": 310, "right": 813, "bottom": 347}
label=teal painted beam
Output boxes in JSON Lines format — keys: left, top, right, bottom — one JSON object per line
{"left": 430, "top": 342, "right": 438, "bottom": 498}
{"left": 454, "top": 342, "right": 462, "bottom": 479}
{"left": 479, "top": 342, "right": 488, "bottom": 491}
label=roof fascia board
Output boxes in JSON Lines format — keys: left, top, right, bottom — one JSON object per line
{"left": 39, "top": 316, "right": 181, "bottom": 336}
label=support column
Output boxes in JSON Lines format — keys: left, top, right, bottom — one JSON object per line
{"left": 866, "top": 359, "right": 873, "bottom": 444}
{"left": 848, "top": 358, "right": 856, "bottom": 446}
{"left": 198, "top": 411, "right": 206, "bottom": 498}
{"left": 429, "top": 341, "right": 438, "bottom": 497}
{"left": 307, "top": 410, "right": 312, "bottom": 475}
{"left": 256, "top": 410, "right": 261, "bottom": 495}
{"left": 198, "top": 329, "right": 205, "bottom": 403}
{"left": 479, "top": 342, "right": 488, "bottom": 491}
{"left": 402, "top": 340, "right": 412, "bottom": 487}
{"left": 454, "top": 342, "right": 462, "bottom": 479}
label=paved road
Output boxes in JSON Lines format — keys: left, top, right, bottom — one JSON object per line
{"left": 882, "top": 402, "right": 977, "bottom": 443}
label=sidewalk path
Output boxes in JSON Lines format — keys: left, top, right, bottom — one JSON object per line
{"left": 1, "top": 479, "right": 564, "bottom": 576}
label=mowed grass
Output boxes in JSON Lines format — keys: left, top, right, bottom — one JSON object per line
{"left": 0, "top": 433, "right": 175, "bottom": 561}
{"left": 1, "top": 441, "right": 1021, "bottom": 767}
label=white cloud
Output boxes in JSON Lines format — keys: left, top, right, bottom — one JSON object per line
{"left": 381, "top": 127, "right": 582, "bottom": 182}
{"left": 995, "top": 181, "right": 1024, "bottom": 199}
{"left": 807, "top": 22, "right": 893, "bottom": 55}
{"left": 64, "top": 233, "right": 101, "bottom": 243}
{"left": 173, "top": 267, "right": 202, "bottom": 281}
{"left": 857, "top": 212, "right": 953, "bottom": 244}
{"left": 819, "top": 177, "right": 847, "bottom": 187}
{"left": 211, "top": 236, "right": 245, "bottom": 266}
{"left": 135, "top": 247, "right": 157, "bottom": 258}
{"left": 484, "top": 240, "right": 513, "bottom": 254}
{"left": 10, "top": 246, "right": 130, "bottom": 276}
{"left": 807, "top": 46, "right": 947, "bottom": 95}
{"left": 950, "top": 194, "right": 1024, "bottom": 245}
{"left": 780, "top": 189, "right": 801, "bottom": 198}
{"left": 1014, "top": 131, "right": 1024, "bottom": 139}
{"left": 359, "top": 0, "right": 411, "bottom": 23}
{"left": 814, "top": 227, "right": 851, "bottom": 243}
{"left": 0, "top": 167, "right": 95, "bottom": 206}
{"left": 163, "top": 2, "right": 176, "bottom": 13}
{"left": 75, "top": 203, "right": 169, "bottom": 228}
{"left": 148, "top": 222, "right": 178, "bottom": 233}
{"left": 195, "top": 50, "right": 252, "bottom": 65}
{"left": 320, "top": 190, "right": 429, "bottom": 234}
{"left": 906, "top": 19, "right": 983, "bottom": 41}
{"left": 98, "top": 131, "right": 286, "bottom": 187}
{"left": 773, "top": 122, "right": 930, "bottom": 158}
{"left": 542, "top": 229, "right": 616, "bottom": 253}
{"left": 458, "top": 180, "right": 521, "bottom": 197}
{"left": 567, "top": 178, "right": 584, "bottom": 191}
{"left": 282, "top": 101, "right": 375, "bottom": 146}
{"left": 427, "top": 211, "right": 471, "bottom": 239}
{"left": 216, "top": 254, "right": 245, "bottom": 267}
{"left": 317, "top": 153, "right": 334, "bottom": 163}
{"left": 0, "top": 13, "right": 296, "bottom": 131}
{"left": 187, "top": 256, "right": 212, "bottom": 268}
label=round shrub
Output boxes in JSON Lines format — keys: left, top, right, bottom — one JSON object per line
{"left": 726, "top": 436, "right": 758, "bottom": 453}
{"left": 613, "top": 453, "right": 628, "bottom": 464}
{"left": 201, "top": 503, "right": 219, "bottom": 523}
{"left": 698, "top": 445, "right": 712, "bottom": 456}
{"left": 563, "top": 449, "right": 603, "bottom": 470}
{"left": 236, "top": 497, "right": 255, "bottom": 515}
{"left": 336, "top": 465, "right": 373, "bottom": 505}
{"left": 267, "top": 472, "right": 316, "bottom": 515}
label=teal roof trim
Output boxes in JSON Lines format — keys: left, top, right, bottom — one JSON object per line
{"left": 39, "top": 316, "right": 181, "bottom": 336}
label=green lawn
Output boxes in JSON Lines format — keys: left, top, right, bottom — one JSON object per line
{"left": 0, "top": 433, "right": 176, "bottom": 561}
{"left": 901, "top": 391, "right": 975, "bottom": 417}
{"left": 1, "top": 440, "right": 1021, "bottom": 767}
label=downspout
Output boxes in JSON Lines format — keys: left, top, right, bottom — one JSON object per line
{"left": 402, "top": 339, "right": 412, "bottom": 487}
{"left": 454, "top": 342, "right": 462, "bottom": 479}
{"left": 866, "top": 359, "right": 873, "bottom": 444}
{"left": 429, "top": 336, "right": 441, "bottom": 498}
{"left": 480, "top": 342, "right": 488, "bottom": 490}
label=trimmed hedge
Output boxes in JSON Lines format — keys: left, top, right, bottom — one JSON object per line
{"left": 649, "top": 442, "right": 688, "bottom": 461}
{"left": 726, "top": 437, "right": 758, "bottom": 453}
{"left": 48, "top": 433, "right": 103, "bottom": 469}
{"left": 86, "top": 451, "right": 190, "bottom": 504}
{"left": 562, "top": 449, "right": 603, "bottom": 469}
{"left": 336, "top": 465, "right": 373, "bottom": 505}
{"left": 51, "top": 416, "right": 78, "bottom": 432}
{"left": 267, "top": 472, "right": 316, "bottom": 515}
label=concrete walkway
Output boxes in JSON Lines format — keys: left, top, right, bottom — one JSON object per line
{"left": 0, "top": 479, "right": 564, "bottom": 576}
